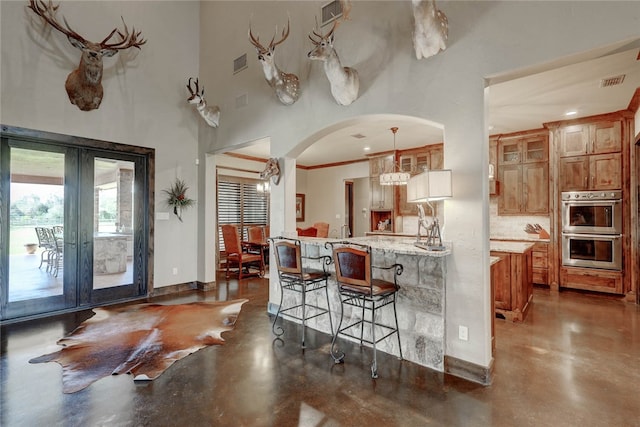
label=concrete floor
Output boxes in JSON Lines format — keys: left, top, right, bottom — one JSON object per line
{"left": 1, "top": 276, "right": 639, "bottom": 427}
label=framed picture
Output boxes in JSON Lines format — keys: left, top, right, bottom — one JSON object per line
{"left": 295, "top": 193, "right": 305, "bottom": 222}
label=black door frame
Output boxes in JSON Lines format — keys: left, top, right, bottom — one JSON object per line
{"left": 0, "top": 125, "right": 154, "bottom": 322}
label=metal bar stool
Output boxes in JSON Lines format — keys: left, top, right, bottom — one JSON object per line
{"left": 269, "top": 237, "right": 333, "bottom": 348}
{"left": 330, "top": 242, "right": 403, "bottom": 378}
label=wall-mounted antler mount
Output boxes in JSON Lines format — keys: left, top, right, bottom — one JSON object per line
{"left": 186, "top": 77, "right": 220, "bottom": 128}
{"left": 307, "top": 5, "right": 359, "bottom": 106}
{"left": 260, "top": 158, "right": 281, "bottom": 185}
{"left": 412, "top": 0, "right": 448, "bottom": 60}
{"left": 27, "top": 0, "right": 146, "bottom": 111}
{"left": 248, "top": 18, "right": 300, "bottom": 106}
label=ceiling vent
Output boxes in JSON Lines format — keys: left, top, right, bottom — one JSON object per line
{"left": 321, "top": 0, "right": 343, "bottom": 26}
{"left": 350, "top": 133, "right": 366, "bottom": 139}
{"left": 234, "top": 54, "right": 247, "bottom": 74}
{"left": 599, "top": 74, "right": 625, "bottom": 88}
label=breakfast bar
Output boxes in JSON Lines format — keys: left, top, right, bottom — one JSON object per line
{"left": 274, "top": 235, "right": 451, "bottom": 372}
{"left": 490, "top": 240, "right": 535, "bottom": 322}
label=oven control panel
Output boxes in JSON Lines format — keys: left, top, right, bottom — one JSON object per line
{"left": 561, "top": 190, "right": 622, "bottom": 201}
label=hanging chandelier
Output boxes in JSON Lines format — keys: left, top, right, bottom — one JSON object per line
{"left": 379, "top": 126, "right": 410, "bottom": 186}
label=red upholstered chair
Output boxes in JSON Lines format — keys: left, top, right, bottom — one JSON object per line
{"left": 296, "top": 227, "right": 317, "bottom": 237}
{"left": 221, "top": 224, "right": 264, "bottom": 279}
{"left": 330, "top": 242, "right": 403, "bottom": 378}
{"left": 313, "top": 222, "right": 330, "bottom": 238}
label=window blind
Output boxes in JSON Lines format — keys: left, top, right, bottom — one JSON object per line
{"left": 217, "top": 175, "right": 269, "bottom": 252}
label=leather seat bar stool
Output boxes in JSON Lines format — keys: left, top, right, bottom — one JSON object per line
{"left": 330, "top": 242, "right": 403, "bottom": 378}
{"left": 269, "top": 237, "right": 334, "bottom": 348}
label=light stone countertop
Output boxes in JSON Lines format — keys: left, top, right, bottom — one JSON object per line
{"left": 490, "top": 240, "right": 535, "bottom": 253}
{"left": 490, "top": 256, "right": 502, "bottom": 266}
{"left": 297, "top": 236, "right": 452, "bottom": 257}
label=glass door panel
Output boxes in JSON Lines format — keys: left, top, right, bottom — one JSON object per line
{"left": 1, "top": 140, "right": 78, "bottom": 319}
{"left": 78, "top": 151, "right": 147, "bottom": 306}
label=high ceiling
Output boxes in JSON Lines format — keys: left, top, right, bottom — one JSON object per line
{"left": 229, "top": 45, "right": 640, "bottom": 168}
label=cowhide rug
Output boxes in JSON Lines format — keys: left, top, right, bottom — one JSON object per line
{"left": 30, "top": 299, "right": 248, "bottom": 393}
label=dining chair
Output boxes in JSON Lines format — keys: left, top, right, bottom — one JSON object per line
{"left": 330, "top": 242, "right": 403, "bottom": 378}
{"left": 221, "top": 224, "right": 264, "bottom": 279}
{"left": 296, "top": 227, "right": 317, "bottom": 237}
{"left": 269, "top": 236, "right": 333, "bottom": 348}
{"left": 312, "top": 222, "right": 330, "bottom": 238}
{"left": 35, "top": 227, "right": 56, "bottom": 271}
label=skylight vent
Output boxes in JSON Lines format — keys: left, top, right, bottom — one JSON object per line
{"left": 599, "top": 74, "right": 625, "bottom": 88}
{"left": 321, "top": 0, "right": 343, "bottom": 26}
{"left": 350, "top": 133, "right": 366, "bottom": 139}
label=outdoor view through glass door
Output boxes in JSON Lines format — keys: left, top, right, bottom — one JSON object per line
{"left": 1, "top": 129, "right": 151, "bottom": 321}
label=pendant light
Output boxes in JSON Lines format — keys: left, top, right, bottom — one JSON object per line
{"left": 379, "top": 127, "right": 410, "bottom": 186}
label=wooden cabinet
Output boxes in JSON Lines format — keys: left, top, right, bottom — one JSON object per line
{"left": 559, "top": 153, "right": 622, "bottom": 191}
{"left": 558, "top": 120, "right": 622, "bottom": 192}
{"left": 490, "top": 247, "right": 534, "bottom": 322}
{"left": 560, "top": 266, "right": 622, "bottom": 294}
{"left": 370, "top": 177, "right": 394, "bottom": 210}
{"left": 559, "top": 121, "right": 621, "bottom": 157}
{"left": 497, "top": 131, "right": 549, "bottom": 215}
{"left": 397, "top": 144, "right": 444, "bottom": 215}
{"left": 369, "top": 154, "right": 394, "bottom": 177}
{"left": 531, "top": 242, "right": 549, "bottom": 285}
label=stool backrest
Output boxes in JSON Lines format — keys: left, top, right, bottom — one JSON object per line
{"left": 273, "top": 240, "right": 302, "bottom": 275}
{"left": 333, "top": 246, "right": 371, "bottom": 288}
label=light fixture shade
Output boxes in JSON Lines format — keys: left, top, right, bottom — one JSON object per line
{"left": 380, "top": 171, "right": 411, "bottom": 186}
{"left": 407, "top": 169, "right": 453, "bottom": 202}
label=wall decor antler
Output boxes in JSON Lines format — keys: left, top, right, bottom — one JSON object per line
{"left": 248, "top": 18, "right": 300, "bottom": 106}
{"left": 259, "top": 158, "right": 281, "bottom": 185}
{"left": 186, "top": 77, "right": 220, "bottom": 128}
{"left": 412, "top": 0, "right": 448, "bottom": 60}
{"left": 27, "top": 0, "right": 146, "bottom": 111}
{"left": 307, "top": 4, "right": 359, "bottom": 106}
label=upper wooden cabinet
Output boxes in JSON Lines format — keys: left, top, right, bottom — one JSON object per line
{"left": 559, "top": 121, "right": 621, "bottom": 157}
{"left": 369, "top": 154, "right": 394, "bottom": 177}
{"left": 496, "top": 130, "right": 549, "bottom": 215}
{"left": 557, "top": 119, "right": 623, "bottom": 191}
{"left": 559, "top": 153, "right": 622, "bottom": 191}
{"left": 397, "top": 144, "right": 444, "bottom": 215}
{"left": 399, "top": 145, "right": 442, "bottom": 174}
{"left": 498, "top": 133, "right": 548, "bottom": 165}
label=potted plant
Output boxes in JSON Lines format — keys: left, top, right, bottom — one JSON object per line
{"left": 164, "top": 179, "right": 195, "bottom": 222}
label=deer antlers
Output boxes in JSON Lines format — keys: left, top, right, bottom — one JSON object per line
{"left": 28, "top": 0, "right": 146, "bottom": 53}
{"left": 27, "top": 0, "right": 146, "bottom": 111}
{"left": 248, "top": 19, "right": 291, "bottom": 55}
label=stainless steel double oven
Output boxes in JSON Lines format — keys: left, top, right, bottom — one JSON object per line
{"left": 561, "top": 191, "right": 623, "bottom": 270}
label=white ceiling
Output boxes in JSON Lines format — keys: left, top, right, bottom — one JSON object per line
{"left": 229, "top": 44, "right": 640, "bottom": 168}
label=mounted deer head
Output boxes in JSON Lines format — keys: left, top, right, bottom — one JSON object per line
{"left": 248, "top": 19, "right": 300, "bottom": 106}
{"left": 259, "top": 158, "right": 281, "bottom": 185}
{"left": 307, "top": 11, "right": 359, "bottom": 106}
{"left": 186, "top": 78, "right": 220, "bottom": 128}
{"left": 27, "top": 0, "right": 146, "bottom": 111}
{"left": 412, "top": 0, "right": 448, "bottom": 60}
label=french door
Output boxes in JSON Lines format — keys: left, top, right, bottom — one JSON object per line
{"left": 1, "top": 128, "right": 151, "bottom": 321}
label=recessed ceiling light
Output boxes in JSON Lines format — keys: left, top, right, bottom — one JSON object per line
{"left": 565, "top": 111, "right": 577, "bottom": 116}
{"left": 488, "top": 125, "right": 495, "bottom": 131}
{"left": 363, "top": 146, "right": 371, "bottom": 151}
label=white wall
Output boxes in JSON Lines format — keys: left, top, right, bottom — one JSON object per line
{"left": 199, "top": 1, "right": 640, "bottom": 370}
{"left": 1, "top": 1, "right": 201, "bottom": 288}
{"left": 299, "top": 161, "right": 369, "bottom": 231}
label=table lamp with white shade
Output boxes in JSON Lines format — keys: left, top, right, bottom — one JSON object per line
{"left": 407, "top": 169, "right": 452, "bottom": 250}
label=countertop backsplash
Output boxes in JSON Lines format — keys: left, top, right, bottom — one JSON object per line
{"left": 489, "top": 198, "right": 550, "bottom": 241}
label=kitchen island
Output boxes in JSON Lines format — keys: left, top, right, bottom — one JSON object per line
{"left": 490, "top": 240, "right": 535, "bottom": 322}
{"left": 276, "top": 236, "right": 451, "bottom": 372}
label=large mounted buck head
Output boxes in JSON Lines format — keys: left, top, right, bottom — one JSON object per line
{"left": 248, "top": 18, "right": 300, "bottom": 106}
{"left": 27, "top": 0, "right": 146, "bottom": 111}
{"left": 307, "top": 4, "right": 359, "bottom": 106}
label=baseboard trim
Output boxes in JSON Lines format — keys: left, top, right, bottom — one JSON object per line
{"left": 444, "top": 355, "right": 494, "bottom": 385}
{"left": 195, "top": 281, "right": 217, "bottom": 291}
{"left": 150, "top": 282, "right": 197, "bottom": 297}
